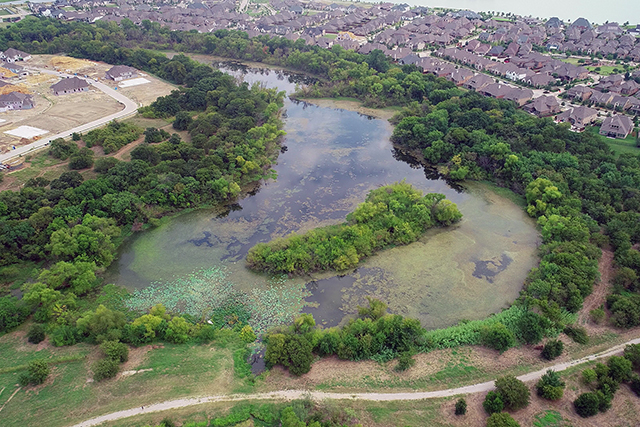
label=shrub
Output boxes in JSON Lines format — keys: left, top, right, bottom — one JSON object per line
{"left": 240, "top": 325, "right": 257, "bottom": 343}
{"left": 564, "top": 325, "right": 589, "bottom": 344}
{"left": 607, "top": 355, "right": 632, "bottom": 383}
{"left": 624, "top": 344, "right": 640, "bottom": 369}
{"left": 574, "top": 392, "right": 600, "bottom": 417}
{"left": 25, "top": 359, "right": 50, "bottom": 385}
{"left": 100, "top": 340, "right": 129, "bottom": 363}
{"left": 173, "top": 111, "right": 193, "bottom": 131}
{"left": 50, "top": 325, "right": 78, "bottom": 347}
{"left": 483, "top": 391, "right": 504, "bottom": 414}
{"left": 495, "top": 375, "right": 530, "bottom": 410}
{"left": 486, "top": 412, "right": 520, "bottom": 427}
{"left": 536, "top": 370, "right": 565, "bottom": 400}
{"left": 589, "top": 308, "right": 605, "bottom": 324}
{"left": 481, "top": 322, "right": 515, "bottom": 353}
{"left": 516, "top": 311, "right": 544, "bottom": 344}
{"left": 630, "top": 373, "right": 640, "bottom": 397}
{"left": 194, "top": 325, "right": 217, "bottom": 344}
{"left": 582, "top": 368, "right": 597, "bottom": 385}
{"left": 454, "top": 398, "right": 467, "bottom": 415}
{"left": 541, "top": 339, "right": 564, "bottom": 360}
{"left": 27, "top": 324, "right": 46, "bottom": 344}
{"left": 92, "top": 358, "right": 119, "bottom": 381}
{"left": 395, "top": 352, "right": 415, "bottom": 372}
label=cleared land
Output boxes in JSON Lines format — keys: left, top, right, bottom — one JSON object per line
{"left": 0, "top": 55, "right": 175, "bottom": 155}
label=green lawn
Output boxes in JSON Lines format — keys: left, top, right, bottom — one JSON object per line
{"left": 586, "top": 65, "right": 623, "bottom": 76}
{"left": 586, "top": 125, "right": 640, "bottom": 156}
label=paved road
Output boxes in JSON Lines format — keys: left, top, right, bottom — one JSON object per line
{"left": 0, "top": 69, "right": 139, "bottom": 163}
{"left": 69, "top": 336, "right": 640, "bottom": 427}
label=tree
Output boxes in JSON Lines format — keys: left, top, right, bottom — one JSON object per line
{"left": 481, "top": 322, "right": 515, "bottom": 353}
{"left": 284, "top": 334, "right": 313, "bottom": 376}
{"left": 69, "top": 147, "right": 94, "bottom": 170}
{"left": 574, "top": 392, "right": 600, "bottom": 417}
{"left": 100, "top": 340, "right": 129, "bottom": 363}
{"left": 582, "top": 368, "right": 597, "bottom": 385}
{"left": 0, "top": 296, "right": 29, "bottom": 333}
{"left": 165, "top": 316, "right": 192, "bottom": 344}
{"left": 28, "top": 324, "right": 46, "bottom": 344}
{"left": 607, "top": 355, "right": 632, "bottom": 383}
{"left": 395, "top": 352, "right": 415, "bottom": 371}
{"left": 23, "top": 359, "right": 50, "bottom": 385}
{"left": 516, "top": 311, "right": 544, "bottom": 344}
{"left": 92, "top": 358, "right": 119, "bottom": 381}
{"left": 536, "top": 370, "right": 565, "bottom": 400}
{"left": 76, "top": 304, "right": 126, "bottom": 342}
{"left": 240, "top": 325, "right": 256, "bottom": 343}
{"left": 173, "top": 111, "right": 193, "bottom": 131}
{"left": 455, "top": 398, "right": 467, "bottom": 415}
{"left": 495, "top": 375, "right": 530, "bottom": 410}
{"left": 541, "top": 339, "right": 564, "bottom": 360}
{"left": 624, "top": 343, "right": 640, "bottom": 369}
{"left": 483, "top": 391, "right": 504, "bottom": 414}
{"left": 486, "top": 413, "right": 520, "bottom": 427}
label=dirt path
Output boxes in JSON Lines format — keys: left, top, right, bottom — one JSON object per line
{"left": 578, "top": 248, "right": 614, "bottom": 325}
{"left": 69, "top": 337, "right": 640, "bottom": 427}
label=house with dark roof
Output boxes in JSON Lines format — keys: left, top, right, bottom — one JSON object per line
{"left": 50, "top": 77, "right": 89, "bottom": 95}
{"left": 569, "top": 18, "right": 591, "bottom": 31}
{"left": 105, "top": 65, "right": 138, "bottom": 81}
{"left": 0, "top": 48, "right": 31, "bottom": 63}
{"left": 599, "top": 115, "right": 634, "bottom": 139}
{"left": 555, "top": 105, "right": 598, "bottom": 130}
{"left": 523, "top": 95, "right": 561, "bottom": 117}
{"left": 463, "top": 73, "right": 494, "bottom": 91}
{"left": 545, "top": 17, "right": 563, "bottom": 28}
{"left": 0, "top": 92, "right": 34, "bottom": 111}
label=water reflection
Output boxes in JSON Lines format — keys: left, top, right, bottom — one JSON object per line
{"left": 105, "top": 64, "right": 540, "bottom": 331}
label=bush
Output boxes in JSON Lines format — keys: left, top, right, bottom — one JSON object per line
{"left": 173, "top": 111, "right": 193, "bottom": 131}
{"left": 481, "top": 322, "right": 515, "bottom": 353}
{"left": 516, "top": 311, "right": 544, "bottom": 344}
{"left": 630, "top": 373, "right": 640, "bottom": 397}
{"left": 92, "top": 358, "right": 119, "bottom": 381}
{"left": 27, "top": 324, "right": 46, "bottom": 344}
{"left": 69, "top": 148, "right": 94, "bottom": 170}
{"left": 624, "top": 344, "right": 640, "bottom": 369}
{"left": 240, "top": 325, "right": 257, "bottom": 343}
{"left": 486, "top": 413, "right": 520, "bottom": 427}
{"left": 93, "top": 157, "right": 120, "bottom": 173}
{"left": 574, "top": 392, "right": 600, "bottom": 417}
{"left": 582, "top": 368, "right": 597, "bottom": 385}
{"left": 483, "top": 391, "right": 504, "bottom": 414}
{"left": 50, "top": 325, "right": 78, "bottom": 347}
{"left": 25, "top": 359, "right": 50, "bottom": 385}
{"left": 0, "top": 296, "right": 29, "bottom": 333}
{"left": 495, "top": 375, "right": 530, "bottom": 410}
{"left": 564, "top": 325, "right": 589, "bottom": 344}
{"left": 536, "top": 370, "right": 565, "bottom": 400}
{"left": 589, "top": 308, "right": 605, "bottom": 324}
{"left": 395, "top": 352, "right": 415, "bottom": 372}
{"left": 454, "top": 398, "right": 467, "bottom": 415}
{"left": 607, "top": 355, "right": 632, "bottom": 383}
{"left": 100, "top": 340, "right": 129, "bottom": 363}
{"left": 541, "top": 339, "right": 564, "bottom": 360}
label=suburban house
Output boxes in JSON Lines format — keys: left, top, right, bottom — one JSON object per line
{"left": 503, "top": 87, "right": 534, "bottom": 106}
{"left": 523, "top": 95, "right": 561, "bottom": 117}
{"left": 0, "top": 48, "right": 32, "bottom": 63}
{"left": 599, "top": 115, "right": 634, "bottom": 139}
{"left": 50, "top": 77, "right": 89, "bottom": 95}
{"left": 0, "top": 92, "right": 34, "bottom": 111}
{"left": 555, "top": 105, "right": 598, "bottom": 130}
{"left": 105, "top": 65, "right": 138, "bottom": 81}
{"left": 463, "top": 73, "right": 494, "bottom": 91}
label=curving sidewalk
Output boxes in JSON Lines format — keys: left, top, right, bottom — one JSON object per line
{"left": 0, "top": 68, "right": 139, "bottom": 164}
{"left": 69, "top": 337, "right": 640, "bottom": 427}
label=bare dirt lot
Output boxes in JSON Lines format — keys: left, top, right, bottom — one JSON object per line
{"left": 0, "top": 55, "right": 176, "bottom": 155}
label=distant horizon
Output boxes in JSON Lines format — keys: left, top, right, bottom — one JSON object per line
{"left": 354, "top": 0, "right": 639, "bottom": 27}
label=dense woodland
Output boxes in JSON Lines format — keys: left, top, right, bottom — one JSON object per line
{"left": 0, "top": 17, "right": 639, "bottom": 387}
{"left": 246, "top": 182, "right": 462, "bottom": 274}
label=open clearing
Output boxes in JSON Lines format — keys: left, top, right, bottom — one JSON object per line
{"left": 119, "top": 77, "right": 150, "bottom": 88}
{"left": 4, "top": 125, "right": 48, "bottom": 139}
{"left": 0, "top": 55, "right": 176, "bottom": 155}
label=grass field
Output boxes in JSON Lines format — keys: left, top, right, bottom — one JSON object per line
{"left": 0, "top": 325, "right": 250, "bottom": 427}
{"left": 586, "top": 65, "right": 623, "bottom": 76}
{"left": 586, "top": 125, "right": 640, "bottom": 157}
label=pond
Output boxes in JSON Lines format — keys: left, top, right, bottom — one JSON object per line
{"left": 104, "top": 63, "right": 540, "bottom": 332}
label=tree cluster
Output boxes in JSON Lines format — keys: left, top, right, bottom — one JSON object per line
{"left": 247, "top": 182, "right": 462, "bottom": 274}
